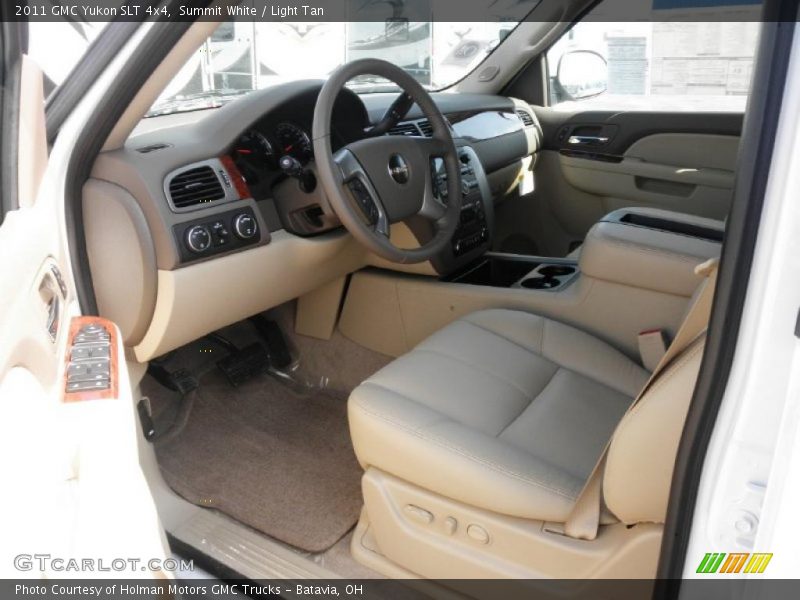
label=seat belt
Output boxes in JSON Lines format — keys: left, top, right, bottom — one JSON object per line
{"left": 563, "top": 258, "right": 719, "bottom": 541}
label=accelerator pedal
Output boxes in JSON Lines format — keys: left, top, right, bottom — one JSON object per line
{"left": 248, "top": 315, "right": 293, "bottom": 369}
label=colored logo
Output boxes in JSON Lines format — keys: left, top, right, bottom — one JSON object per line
{"left": 696, "top": 552, "right": 773, "bottom": 574}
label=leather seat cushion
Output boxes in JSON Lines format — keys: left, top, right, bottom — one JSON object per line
{"left": 348, "top": 309, "right": 649, "bottom": 522}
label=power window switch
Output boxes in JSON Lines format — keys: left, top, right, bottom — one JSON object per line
{"left": 67, "top": 360, "right": 110, "bottom": 376}
{"left": 79, "top": 324, "right": 107, "bottom": 335}
{"left": 66, "top": 379, "right": 110, "bottom": 393}
{"left": 67, "top": 368, "right": 111, "bottom": 384}
{"left": 74, "top": 332, "right": 110, "bottom": 344}
{"left": 71, "top": 344, "right": 110, "bottom": 361}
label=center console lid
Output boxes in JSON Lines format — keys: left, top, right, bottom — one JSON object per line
{"left": 579, "top": 207, "right": 723, "bottom": 297}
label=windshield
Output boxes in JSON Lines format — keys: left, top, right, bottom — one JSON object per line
{"left": 147, "top": 18, "right": 530, "bottom": 117}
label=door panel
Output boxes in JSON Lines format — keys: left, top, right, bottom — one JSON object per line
{"left": 493, "top": 110, "right": 742, "bottom": 257}
{"left": 559, "top": 134, "right": 736, "bottom": 218}
{"left": 0, "top": 52, "right": 169, "bottom": 577}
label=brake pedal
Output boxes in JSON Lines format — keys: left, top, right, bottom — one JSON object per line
{"left": 248, "top": 316, "right": 292, "bottom": 368}
{"left": 216, "top": 343, "right": 270, "bottom": 386}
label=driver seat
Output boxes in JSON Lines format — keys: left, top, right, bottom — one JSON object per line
{"left": 347, "top": 277, "right": 711, "bottom": 578}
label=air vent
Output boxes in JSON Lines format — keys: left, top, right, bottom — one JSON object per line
{"left": 136, "top": 143, "right": 171, "bottom": 153}
{"left": 388, "top": 122, "right": 421, "bottom": 137}
{"left": 417, "top": 119, "right": 434, "bottom": 137}
{"left": 516, "top": 109, "right": 535, "bottom": 127}
{"left": 168, "top": 166, "right": 225, "bottom": 209}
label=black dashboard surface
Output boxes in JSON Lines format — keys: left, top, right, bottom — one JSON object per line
{"left": 130, "top": 81, "right": 538, "bottom": 192}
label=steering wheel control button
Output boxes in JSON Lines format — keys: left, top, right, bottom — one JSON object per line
{"left": 233, "top": 213, "right": 258, "bottom": 239}
{"left": 348, "top": 179, "right": 379, "bottom": 224}
{"left": 186, "top": 225, "right": 212, "bottom": 253}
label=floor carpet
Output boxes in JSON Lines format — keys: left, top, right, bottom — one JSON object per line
{"left": 147, "top": 369, "right": 365, "bottom": 552}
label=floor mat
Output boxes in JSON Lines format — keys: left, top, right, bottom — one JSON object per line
{"left": 147, "top": 369, "right": 365, "bottom": 552}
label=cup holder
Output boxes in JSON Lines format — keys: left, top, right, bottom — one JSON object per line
{"left": 538, "top": 265, "right": 576, "bottom": 277}
{"left": 520, "top": 277, "right": 560, "bottom": 290}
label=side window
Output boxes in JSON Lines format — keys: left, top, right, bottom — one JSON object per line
{"left": 546, "top": 21, "right": 760, "bottom": 112}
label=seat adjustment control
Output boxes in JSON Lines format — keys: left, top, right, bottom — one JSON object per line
{"left": 404, "top": 504, "right": 434, "bottom": 525}
{"left": 467, "top": 523, "right": 490, "bottom": 544}
{"left": 444, "top": 516, "right": 458, "bottom": 535}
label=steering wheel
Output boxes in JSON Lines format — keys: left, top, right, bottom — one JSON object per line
{"left": 312, "top": 59, "right": 462, "bottom": 264}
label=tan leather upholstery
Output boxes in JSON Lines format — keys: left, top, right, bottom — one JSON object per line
{"left": 579, "top": 208, "right": 723, "bottom": 296}
{"left": 566, "top": 207, "right": 723, "bottom": 279}
{"left": 604, "top": 337, "right": 705, "bottom": 524}
{"left": 349, "top": 309, "right": 649, "bottom": 522}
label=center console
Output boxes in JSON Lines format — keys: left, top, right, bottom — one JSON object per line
{"left": 340, "top": 206, "right": 725, "bottom": 363}
{"left": 424, "top": 145, "right": 494, "bottom": 274}
{"left": 440, "top": 206, "right": 721, "bottom": 299}
{"left": 437, "top": 152, "right": 490, "bottom": 258}
{"left": 579, "top": 207, "right": 723, "bottom": 297}
{"left": 445, "top": 254, "right": 579, "bottom": 291}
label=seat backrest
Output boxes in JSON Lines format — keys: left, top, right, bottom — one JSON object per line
{"left": 603, "top": 335, "right": 706, "bottom": 524}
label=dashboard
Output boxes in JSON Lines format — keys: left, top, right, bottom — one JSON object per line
{"left": 87, "top": 79, "right": 541, "bottom": 359}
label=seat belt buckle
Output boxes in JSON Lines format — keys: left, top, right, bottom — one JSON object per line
{"left": 638, "top": 329, "right": 667, "bottom": 372}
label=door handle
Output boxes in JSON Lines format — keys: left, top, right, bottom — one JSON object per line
{"left": 44, "top": 295, "right": 60, "bottom": 342}
{"left": 567, "top": 135, "right": 609, "bottom": 146}
{"left": 38, "top": 266, "right": 65, "bottom": 342}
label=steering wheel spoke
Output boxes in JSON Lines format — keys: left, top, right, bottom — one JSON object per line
{"left": 418, "top": 165, "right": 449, "bottom": 222}
{"left": 334, "top": 148, "right": 390, "bottom": 236}
{"left": 418, "top": 136, "right": 450, "bottom": 158}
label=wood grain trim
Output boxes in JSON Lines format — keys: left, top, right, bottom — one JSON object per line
{"left": 62, "top": 316, "right": 119, "bottom": 403}
{"left": 220, "top": 155, "right": 252, "bottom": 200}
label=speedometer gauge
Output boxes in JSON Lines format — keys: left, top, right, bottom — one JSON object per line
{"left": 235, "top": 130, "right": 276, "bottom": 168}
{"left": 275, "top": 122, "right": 313, "bottom": 164}
{"left": 232, "top": 129, "right": 276, "bottom": 186}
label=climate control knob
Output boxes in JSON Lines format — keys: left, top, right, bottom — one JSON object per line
{"left": 233, "top": 213, "right": 258, "bottom": 240}
{"left": 185, "top": 225, "right": 212, "bottom": 253}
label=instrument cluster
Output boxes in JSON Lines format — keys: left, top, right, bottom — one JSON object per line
{"left": 231, "top": 121, "right": 313, "bottom": 186}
